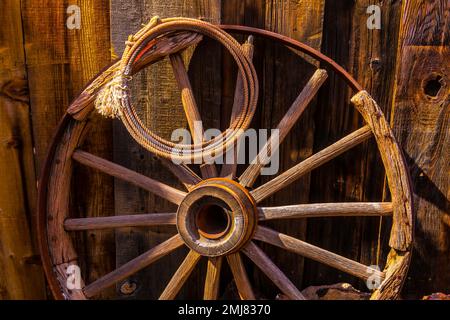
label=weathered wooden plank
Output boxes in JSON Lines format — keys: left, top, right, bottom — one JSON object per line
{"left": 226, "top": 253, "right": 255, "bottom": 300}
{"left": 0, "top": 0, "right": 46, "bottom": 299}
{"left": 242, "top": 242, "right": 306, "bottom": 300}
{"left": 111, "top": 0, "right": 220, "bottom": 299}
{"left": 159, "top": 250, "right": 202, "bottom": 300}
{"left": 251, "top": 126, "right": 373, "bottom": 203}
{"left": 258, "top": 202, "right": 393, "bottom": 220}
{"left": 73, "top": 150, "right": 187, "bottom": 205}
{"left": 239, "top": 69, "right": 328, "bottom": 187}
{"left": 389, "top": 0, "right": 449, "bottom": 298}
{"left": 64, "top": 213, "right": 177, "bottom": 231}
{"left": 84, "top": 234, "right": 184, "bottom": 298}
{"left": 303, "top": 0, "right": 403, "bottom": 291}
{"left": 225, "top": 0, "right": 325, "bottom": 299}
{"left": 203, "top": 256, "right": 223, "bottom": 300}
{"left": 22, "top": 0, "right": 115, "bottom": 298}
{"left": 255, "top": 226, "right": 385, "bottom": 283}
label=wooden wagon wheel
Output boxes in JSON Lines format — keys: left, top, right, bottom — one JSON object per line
{"left": 37, "top": 18, "right": 413, "bottom": 300}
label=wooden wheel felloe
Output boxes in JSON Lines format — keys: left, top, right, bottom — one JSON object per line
{"left": 37, "top": 18, "right": 413, "bottom": 300}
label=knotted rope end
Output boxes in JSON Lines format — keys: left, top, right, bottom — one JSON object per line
{"left": 94, "top": 74, "right": 129, "bottom": 119}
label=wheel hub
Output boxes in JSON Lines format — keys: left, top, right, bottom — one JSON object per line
{"left": 177, "top": 178, "right": 258, "bottom": 257}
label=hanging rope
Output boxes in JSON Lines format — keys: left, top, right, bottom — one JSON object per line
{"left": 95, "top": 17, "right": 258, "bottom": 163}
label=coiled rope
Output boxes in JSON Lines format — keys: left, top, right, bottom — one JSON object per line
{"left": 95, "top": 17, "right": 258, "bottom": 163}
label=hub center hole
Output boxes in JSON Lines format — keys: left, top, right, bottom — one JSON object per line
{"left": 196, "top": 204, "right": 230, "bottom": 239}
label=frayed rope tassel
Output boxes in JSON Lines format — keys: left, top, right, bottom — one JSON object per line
{"left": 95, "top": 74, "right": 129, "bottom": 118}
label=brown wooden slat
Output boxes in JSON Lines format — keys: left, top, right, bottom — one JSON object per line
{"left": 0, "top": 0, "right": 45, "bottom": 299}
{"left": 242, "top": 242, "right": 305, "bottom": 300}
{"left": 352, "top": 91, "right": 413, "bottom": 251}
{"left": 226, "top": 253, "right": 255, "bottom": 300}
{"left": 251, "top": 126, "right": 372, "bottom": 203}
{"left": 254, "top": 226, "right": 385, "bottom": 282}
{"left": 170, "top": 53, "right": 217, "bottom": 178}
{"left": 160, "top": 159, "right": 202, "bottom": 191}
{"left": 239, "top": 68, "right": 328, "bottom": 187}
{"left": 203, "top": 256, "right": 223, "bottom": 300}
{"left": 67, "top": 32, "right": 204, "bottom": 121}
{"left": 84, "top": 234, "right": 184, "bottom": 298}
{"left": 159, "top": 250, "right": 202, "bottom": 300}
{"left": 221, "top": 36, "right": 255, "bottom": 179}
{"left": 111, "top": 0, "right": 220, "bottom": 300}
{"left": 376, "top": 0, "right": 448, "bottom": 297}
{"left": 72, "top": 150, "right": 187, "bottom": 205}
{"left": 258, "top": 202, "right": 393, "bottom": 220}
{"left": 64, "top": 213, "right": 177, "bottom": 231}
{"left": 170, "top": 53, "right": 203, "bottom": 144}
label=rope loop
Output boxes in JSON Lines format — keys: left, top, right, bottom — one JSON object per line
{"left": 95, "top": 17, "right": 258, "bottom": 163}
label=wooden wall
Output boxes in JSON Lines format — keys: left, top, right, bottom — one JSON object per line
{"left": 0, "top": 0, "right": 447, "bottom": 299}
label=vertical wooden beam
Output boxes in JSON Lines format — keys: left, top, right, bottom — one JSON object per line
{"left": 303, "top": 0, "right": 402, "bottom": 290}
{"left": 259, "top": 0, "right": 325, "bottom": 297}
{"left": 0, "top": 0, "right": 45, "bottom": 299}
{"left": 22, "top": 0, "right": 115, "bottom": 298}
{"left": 390, "top": 0, "right": 449, "bottom": 298}
{"left": 111, "top": 0, "right": 220, "bottom": 299}
{"left": 347, "top": 0, "right": 403, "bottom": 280}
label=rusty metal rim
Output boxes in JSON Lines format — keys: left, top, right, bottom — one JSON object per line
{"left": 37, "top": 25, "right": 368, "bottom": 300}
{"left": 220, "top": 25, "right": 363, "bottom": 92}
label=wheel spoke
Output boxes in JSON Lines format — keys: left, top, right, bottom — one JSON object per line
{"left": 258, "top": 202, "right": 393, "bottom": 220}
{"left": 170, "top": 53, "right": 203, "bottom": 143}
{"left": 64, "top": 213, "right": 177, "bottom": 231}
{"left": 251, "top": 126, "right": 372, "bottom": 203}
{"left": 254, "top": 226, "right": 385, "bottom": 282}
{"left": 72, "top": 150, "right": 187, "bottom": 205}
{"left": 239, "top": 69, "right": 328, "bottom": 187}
{"left": 170, "top": 53, "right": 217, "bottom": 178}
{"left": 159, "top": 250, "right": 202, "bottom": 300}
{"left": 83, "top": 234, "right": 184, "bottom": 298}
{"left": 221, "top": 36, "right": 255, "bottom": 179}
{"left": 226, "top": 253, "right": 255, "bottom": 300}
{"left": 203, "top": 256, "right": 223, "bottom": 300}
{"left": 242, "top": 242, "right": 305, "bottom": 300}
{"left": 200, "top": 163, "right": 218, "bottom": 179}
{"left": 161, "top": 159, "right": 202, "bottom": 191}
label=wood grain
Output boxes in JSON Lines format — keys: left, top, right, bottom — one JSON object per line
{"left": 160, "top": 160, "right": 202, "bottom": 191}
{"left": 22, "top": 0, "right": 116, "bottom": 298}
{"left": 258, "top": 202, "right": 393, "bottom": 220}
{"left": 254, "top": 226, "right": 385, "bottom": 282}
{"left": 220, "top": 36, "right": 254, "bottom": 179}
{"left": 239, "top": 68, "right": 328, "bottom": 187}
{"left": 73, "top": 150, "right": 187, "bottom": 205}
{"left": 159, "top": 250, "right": 202, "bottom": 300}
{"left": 111, "top": 0, "right": 220, "bottom": 299}
{"left": 242, "top": 242, "right": 305, "bottom": 300}
{"left": 251, "top": 126, "right": 373, "bottom": 203}
{"left": 254, "top": 0, "right": 326, "bottom": 298}
{"left": 351, "top": 91, "right": 413, "bottom": 251}
{"left": 170, "top": 53, "right": 203, "bottom": 144}
{"left": 0, "top": 0, "right": 45, "bottom": 299}
{"left": 84, "top": 234, "right": 184, "bottom": 298}
{"left": 304, "top": 0, "right": 404, "bottom": 295}
{"left": 226, "top": 253, "right": 255, "bottom": 300}
{"left": 203, "top": 256, "right": 223, "bottom": 300}
{"left": 46, "top": 121, "right": 90, "bottom": 299}
{"left": 388, "top": 0, "right": 449, "bottom": 296}
{"left": 67, "top": 32, "right": 204, "bottom": 121}
{"left": 64, "top": 213, "right": 177, "bottom": 231}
